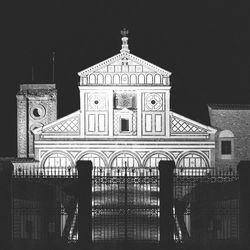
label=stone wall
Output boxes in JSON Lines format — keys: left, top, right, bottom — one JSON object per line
{"left": 208, "top": 105, "right": 250, "bottom": 169}
{"left": 16, "top": 84, "right": 57, "bottom": 158}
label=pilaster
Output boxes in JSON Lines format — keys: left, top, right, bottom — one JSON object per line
{"left": 137, "top": 90, "right": 142, "bottom": 137}
{"left": 80, "top": 90, "right": 85, "bottom": 136}
{"left": 16, "top": 95, "right": 27, "bottom": 158}
{"left": 108, "top": 90, "right": 114, "bottom": 136}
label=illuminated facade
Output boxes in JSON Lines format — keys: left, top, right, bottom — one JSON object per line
{"left": 16, "top": 33, "right": 216, "bottom": 174}
{"left": 13, "top": 32, "right": 220, "bottom": 243}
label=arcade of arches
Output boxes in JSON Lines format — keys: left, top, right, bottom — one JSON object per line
{"left": 42, "top": 151, "right": 209, "bottom": 175}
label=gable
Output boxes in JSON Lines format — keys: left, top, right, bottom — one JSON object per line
{"left": 170, "top": 112, "right": 216, "bottom": 136}
{"left": 34, "top": 110, "right": 80, "bottom": 136}
{"left": 78, "top": 52, "right": 171, "bottom": 86}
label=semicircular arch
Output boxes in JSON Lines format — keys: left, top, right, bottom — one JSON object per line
{"left": 219, "top": 129, "right": 234, "bottom": 138}
{"left": 176, "top": 151, "right": 209, "bottom": 175}
{"left": 40, "top": 150, "right": 74, "bottom": 169}
{"left": 76, "top": 151, "right": 108, "bottom": 168}
{"left": 109, "top": 151, "right": 141, "bottom": 168}
{"left": 89, "top": 74, "right": 96, "bottom": 84}
{"left": 143, "top": 151, "right": 174, "bottom": 168}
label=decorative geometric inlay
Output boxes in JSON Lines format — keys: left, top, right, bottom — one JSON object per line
{"left": 136, "top": 151, "right": 149, "bottom": 158}
{"left": 115, "top": 92, "right": 136, "bottom": 109}
{"left": 202, "top": 151, "right": 210, "bottom": 158}
{"left": 68, "top": 151, "right": 81, "bottom": 159}
{"left": 132, "top": 111, "right": 137, "bottom": 135}
{"left": 87, "top": 94, "right": 106, "bottom": 111}
{"left": 171, "top": 116, "right": 207, "bottom": 134}
{"left": 119, "top": 93, "right": 132, "bottom": 108}
{"left": 40, "top": 150, "right": 48, "bottom": 158}
{"left": 170, "top": 151, "right": 182, "bottom": 159}
{"left": 144, "top": 93, "right": 163, "bottom": 111}
{"left": 44, "top": 116, "right": 79, "bottom": 133}
{"left": 102, "top": 151, "right": 114, "bottom": 158}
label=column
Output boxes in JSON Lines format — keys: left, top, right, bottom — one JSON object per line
{"left": 79, "top": 88, "right": 85, "bottom": 137}
{"left": 159, "top": 160, "right": 175, "bottom": 249}
{"left": 238, "top": 161, "right": 250, "bottom": 249}
{"left": 76, "top": 160, "right": 92, "bottom": 249}
{"left": 0, "top": 160, "right": 13, "bottom": 249}
{"left": 108, "top": 90, "right": 114, "bottom": 136}
{"left": 165, "top": 89, "right": 170, "bottom": 137}
{"left": 137, "top": 90, "right": 142, "bottom": 137}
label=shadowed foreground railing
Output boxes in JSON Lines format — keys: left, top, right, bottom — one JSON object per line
{"left": 2, "top": 159, "right": 245, "bottom": 250}
{"left": 12, "top": 165, "right": 78, "bottom": 178}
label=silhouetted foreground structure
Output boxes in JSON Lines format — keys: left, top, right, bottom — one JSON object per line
{"left": 0, "top": 159, "right": 248, "bottom": 250}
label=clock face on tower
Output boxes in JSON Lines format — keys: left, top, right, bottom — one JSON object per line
{"left": 30, "top": 104, "right": 46, "bottom": 120}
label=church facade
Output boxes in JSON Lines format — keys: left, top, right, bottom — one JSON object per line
{"left": 16, "top": 33, "right": 216, "bottom": 175}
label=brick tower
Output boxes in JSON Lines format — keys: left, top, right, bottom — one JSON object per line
{"left": 16, "top": 84, "right": 57, "bottom": 158}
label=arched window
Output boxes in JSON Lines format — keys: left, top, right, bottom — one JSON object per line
{"left": 43, "top": 152, "right": 74, "bottom": 176}
{"left": 144, "top": 152, "right": 172, "bottom": 168}
{"left": 113, "top": 74, "right": 120, "bottom": 84}
{"left": 79, "top": 152, "right": 106, "bottom": 168}
{"left": 89, "top": 74, "right": 96, "bottom": 84}
{"left": 177, "top": 153, "right": 208, "bottom": 176}
{"left": 219, "top": 130, "right": 234, "bottom": 159}
{"left": 97, "top": 74, "right": 104, "bottom": 84}
{"left": 111, "top": 152, "right": 140, "bottom": 168}
{"left": 138, "top": 74, "right": 145, "bottom": 84}
{"left": 155, "top": 74, "right": 161, "bottom": 84}
{"left": 121, "top": 74, "right": 128, "bottom": 84}
{"left": 110, "top": 152, "right": 140, "bottom": 177}
{"left": 219, "top": 130, "right": 234, "bottom": 138}
{"left": 130, "top": 74, "right": 137, "bottom": 84}
{"left": 147, "top": 74, "right": 153, "bottom": 84}
{"left": 105, "top": 74, "right": 112, "bottom": 84}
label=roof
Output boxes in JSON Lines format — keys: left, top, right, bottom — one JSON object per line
{"left": 78, "top": 52, "right": 171, "bottom": 78}
{"left": 77, "top": 34, "right": 171, "bottom": 86}
{"left": 208, "top": 104, "right": 250, "bottom": 110}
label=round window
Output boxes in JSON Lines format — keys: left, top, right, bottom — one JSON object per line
{"left": 33, "top": 108, "right": 41, "bottom": 117}
{"left": 30, "top": 105, "right": 46, "bottom": 119}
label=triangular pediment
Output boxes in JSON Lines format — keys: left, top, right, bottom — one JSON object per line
{"left": 78, "top": 52, "right": 171, "bottom": 79}
{"left": 33, "top": 110, "right": 80, "bottom": 136}
{"left": 170, "top": 112, "right": 216, "bottom": 136}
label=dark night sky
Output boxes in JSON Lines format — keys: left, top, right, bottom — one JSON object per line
{"left": 0, "top": 0, "right": 250, "bottom": 156}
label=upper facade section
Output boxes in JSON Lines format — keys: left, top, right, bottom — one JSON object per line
{"left": 78, "top": 30, "right": 171, "bottom": 87}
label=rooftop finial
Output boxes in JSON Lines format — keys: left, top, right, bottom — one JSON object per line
{"left": 120, "top": 28, "right": 130, "bottom": 53}
{"left": 121, "top": 28, "right": 129, "bottom": 37}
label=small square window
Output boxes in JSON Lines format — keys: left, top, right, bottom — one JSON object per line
{"left": 121, "top": 118, "right": 129, "bottom": 132}
{"left": 221, "top": 141, "right": 232, "bottom": 155}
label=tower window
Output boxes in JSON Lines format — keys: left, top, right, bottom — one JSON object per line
{"left": 33, "top": 108, "right": 41, "bottom": 117}
{"left": 121, "top": 118, "right": 129, "bottom": 132}
{"left": 221, "top": 140, "right": 232, "bottom": 155}
{"left": 30, "top": 105, "right": 46, "bottom": 119}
